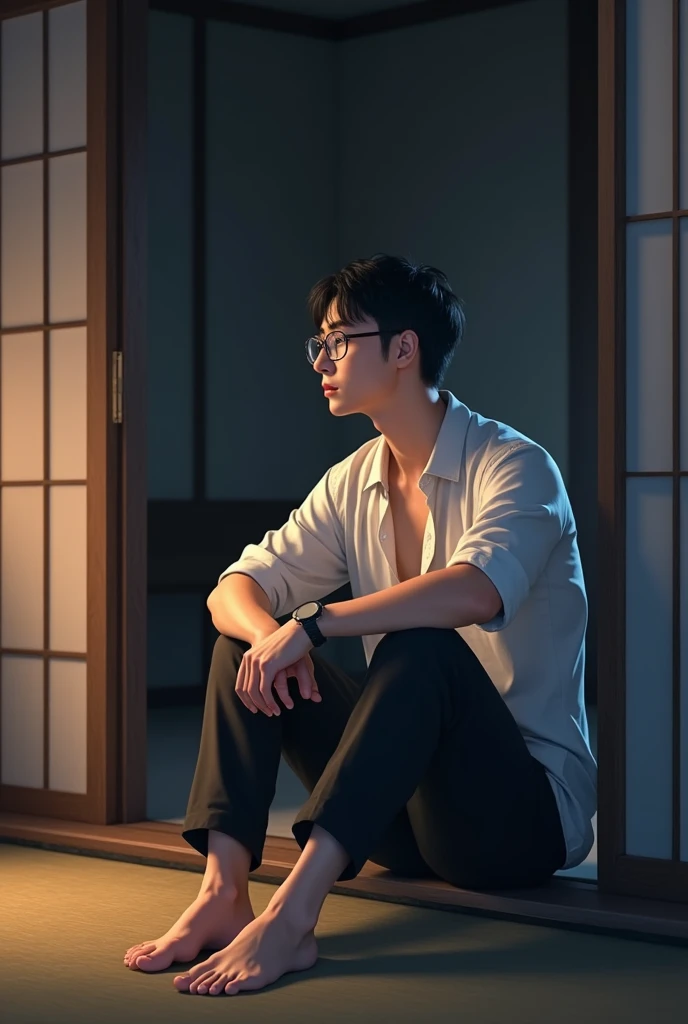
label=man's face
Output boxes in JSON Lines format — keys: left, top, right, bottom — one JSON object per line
{"left": 313, "top": 298, "right": 399, "bottom": 416}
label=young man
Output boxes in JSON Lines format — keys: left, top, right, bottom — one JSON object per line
{"left": 124, "top": 254, "right": 597, "bottom": 996}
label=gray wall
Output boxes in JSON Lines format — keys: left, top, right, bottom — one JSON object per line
{"left": 147, "top": 0, "right": 570, "bottom": 687}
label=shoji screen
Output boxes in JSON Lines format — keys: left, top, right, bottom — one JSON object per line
{"left": 602, "top": 0, "right": 688, "bottom": 901}
{"left": 0, "top": 4, "right": 88, "bottom": 797}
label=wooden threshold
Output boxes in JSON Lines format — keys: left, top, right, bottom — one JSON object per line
{"left": 1, "top": 812, "right": 687, "bottom": 945}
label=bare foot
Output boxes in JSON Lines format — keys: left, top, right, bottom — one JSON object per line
{"left": 123, "top": 888, "right": 255, "bottom": 972}
{"left": 173, "top": 903, "right": 318, "bottom": 996}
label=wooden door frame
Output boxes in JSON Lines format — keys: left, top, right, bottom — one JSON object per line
{"left": 117, "top": 0, "right": 148, "bottom": 826}
{"left": 597, "top": 0, "right": 626, "bottom": 900}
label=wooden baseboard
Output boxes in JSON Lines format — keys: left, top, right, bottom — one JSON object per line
{"left": 0, "top": 812, "right": 686, "bottom": 944}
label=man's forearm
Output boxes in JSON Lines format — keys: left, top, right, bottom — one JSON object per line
{"left": 318, "top": 564, "right": 500, "bottom": 638}
{"left": 208, "top": 573, "right": 279, "bottom": 644}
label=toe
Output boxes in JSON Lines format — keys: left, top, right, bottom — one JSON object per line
{"left": 198, "top": 973, "right": 218, "bottom": 995}
{"left": 208, "top": 977, "right": 226, "bottom": 995}
{"left": 176, "top": 955, "right": 214, "bottom": 992}
{"left": 225, "top": 976, "right": 243, "bottom": 995}
{"left": 174, "top": 972, "right": 192, "bottom": 992}
{"left": 125, "top": 942, "right": 155, "bottom": 965}
{"left": 135, "top": 945, "right": 173, "bottom": 973}
{"left": 190, "top": 970, "right": 216, "bottom": 995}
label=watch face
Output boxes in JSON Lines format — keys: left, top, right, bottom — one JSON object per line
{"left": 298, "top": 601, "right": 320, "bottom": 619}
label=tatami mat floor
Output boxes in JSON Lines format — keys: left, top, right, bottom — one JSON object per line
{"left": 1, "top": 841, "right": 684, "bottom": 1024}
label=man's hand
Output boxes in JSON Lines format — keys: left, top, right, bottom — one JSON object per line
{"left": 237, "top": 619, "right": 321, "bottom": 717}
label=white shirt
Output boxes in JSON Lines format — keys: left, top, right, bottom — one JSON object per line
{"left": 219, "top": 389, "right": 597, "bottom": 870}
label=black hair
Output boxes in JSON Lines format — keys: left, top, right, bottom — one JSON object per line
{"left": 306, "top": 253, "right": 466, "bottom": 390}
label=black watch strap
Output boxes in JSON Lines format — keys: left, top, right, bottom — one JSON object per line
{"left": 299, "top": 616, "right": 327, "bottom": 647}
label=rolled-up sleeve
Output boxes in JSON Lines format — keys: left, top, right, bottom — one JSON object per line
{"left": 217, "top": 461, "right": 349, "bottom": 619}
{"left": 446, "top": 442, "right": 565, "bottom": 632}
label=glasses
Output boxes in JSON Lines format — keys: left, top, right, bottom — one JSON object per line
{"left": 305, "top": 329, "right": 406, "bottom": 364}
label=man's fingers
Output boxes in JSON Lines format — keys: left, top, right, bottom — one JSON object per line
{"left": 309, "top": 672, "right": 322, "bottom": 701}
{"left": 303, "top": 653, "right": 321, "bottom": 702}
{"left": 257, "top": 667, "right": 281, "bottom": 715}
{"left": 299, "top": 658, "right": 321, "bottom": 702}
{"left": 238, "top": 657, "right": 275, "bottom": 716}
{"left": 273, "top": 668, "right": 294, "bottom": 710}
{"left": 293, "top": 659, "right": 313, "bottom": 702}
{"left": 235, "top": 662, "right": 257, "bottom": 714}
{"left": 277, "top": 660, "right": 320, "bottom": 708}
{"left": 236, "top": 655, "right": 319, "bottom": 715}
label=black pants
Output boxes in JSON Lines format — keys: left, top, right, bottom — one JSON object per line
{"left": 182, "top": 626, "right": 567, "bottom": 890}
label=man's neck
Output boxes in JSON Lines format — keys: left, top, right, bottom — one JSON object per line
{"left": 386, "top": 393, "right": 448, "bottom": 487}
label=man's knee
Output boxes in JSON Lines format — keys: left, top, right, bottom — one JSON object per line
{"left": 212, "top": 633, "right": 251, "bottom": 663}
{"left": 374, "top": 626, "right": 459, "bottom": 656}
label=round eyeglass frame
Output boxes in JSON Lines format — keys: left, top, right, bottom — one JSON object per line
{"left": 305, "top": 328, "right": 407, "bottom": 364}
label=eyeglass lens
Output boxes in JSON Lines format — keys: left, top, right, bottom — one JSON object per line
{"left": 307, "top": 331, "right": 347, "bottom": 363}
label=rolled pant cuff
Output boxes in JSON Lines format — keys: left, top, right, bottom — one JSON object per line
{"left": 182, "top": 812, "right": 263, "bottom": 873}
{"left": 291, "top": 811, "right": 370, "bottom": 882}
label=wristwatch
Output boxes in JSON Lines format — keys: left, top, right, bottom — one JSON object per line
{"left": 292, "top": 600, "right": 327, "bottom": 647}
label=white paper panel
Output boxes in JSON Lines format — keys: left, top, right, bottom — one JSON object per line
{"left": 0, "top": 655, "right": 44, "bottom": 787}
{"left": 49, "top": 1, "right": 86, "bottom": 152}
{"left": 49, "top": 485, "right": 86, "bottom": 653}
{"left": 1, "top": 487, "right": 44, "bottom": 650}
{"left": 626, "top": 219, "right": 673, "bottom": 471}
{"left": 1, "top": 332, "right": 44, "bottom": 481}
{"left": 49, "top": 152, "right": 86, "bottom": 323}
{"left": 48, "top": 657, "right": 86, "bottom": 793}
{"left": 1, "top": 161, "right": 44, "bottom": 328}
{"left": 681, "top": 220, "right": 688, "bottom": 470}
{"left": 626, "top": 0, "right": 673, "bottom": 216}
{"left": 682, "top": 478, "right": 688, "bottom": 860}
{"left": 1, "top": 12, "right": 43, "bottom": 160}
{"left": 625, "top": 476, "right": 673, "bottom": 858}
{"left": 50, "top": 328, "right": 86, "bottom": 480}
